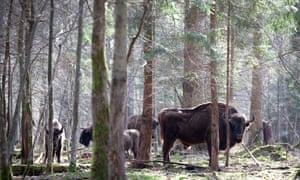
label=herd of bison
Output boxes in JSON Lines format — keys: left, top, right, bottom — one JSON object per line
{"left": 46, "top": 102, "right": 262, "bottom": 167}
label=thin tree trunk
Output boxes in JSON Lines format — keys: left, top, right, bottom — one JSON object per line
{"left": 0, "top": 88, "right": 12, "bottom": 180}
{"left": 246, "top": 27, "right": 263, "bottom": 147}
{"left": 209, "top": 2, "right": 219, "bottom": 170}
{"left": 109, "top": 0, "right": 128, "bottom": 178}
{"left": 8, "top": 0, "right": 25, "bottom": 162}
{"left": 91, "top": 0, "right": 109, "bottom": 179}
{"left": 69, "top": 0, "right": 84, "bottom": 172}
{"left": 183, "top": 0, "right": 207, "bottom": 107}
{"left": 46, "top": 0, "right": 54, "bottom": 173}
{"left": 0, "top": 0, "right": 13, "bottom": 178}
{"left": 225, "top": 0, "right": 231, "bottom": 167}
{"left": 21, "top": 0, "right": 35, "bottom": 165}
{"left": 137, "top": 0, "right": 153, "bottom": 163}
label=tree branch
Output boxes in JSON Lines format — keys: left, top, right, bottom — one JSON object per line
{"left": 126, "top": 3, "right": 148, "bottom": 63}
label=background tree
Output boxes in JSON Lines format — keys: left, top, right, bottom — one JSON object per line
{"left": 69, "top": 0, "right": 84, "bottom": 172}
{"left": 183, "top": 0, "right": 208, "bottom": 107}
{"left": 46, "top": 0, "right": 54, "bottom": 173}
{"left": 0, "top": 0, "right": 14, "bottom": 177}
{"left": 21, "top": 0, "right": 36, "bottom": 165}
{"left": 91, "top": 0, "right": 109, "bottom": 179}
{"left": 109, "top": 0, "right": 128, "bottom": 178}
{"left": 137, "top": 0, "right": 154, "bottom": 162}
{"left": 209, "top": 1, "right": 219, "bottom": 170}
{"left": 246, "top": 26, "right": 264, "bottom": 147}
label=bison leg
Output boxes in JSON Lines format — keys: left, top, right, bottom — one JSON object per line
{"left": 162, "top": 138, "right": 176, "bottom": 163}
{"left": 56, "top": 149, "right": 61, "bottom": 163}
{"left": 56, "top": 141, "right": 63, "bottom": 163}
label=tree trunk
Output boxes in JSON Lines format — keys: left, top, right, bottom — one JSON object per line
{"left": 109, "top": 1, "right": 128, "bottom": 178}
{"left": 209, "top": 2, "right": 219, "bottom": 170}
{"left": 91, "top": 0, "right": 109, "bottom": 179}
{"left": 21, "top": 0, "right": 35, "bottom": 165}
{"left": 246, "top": 27, "right": 264, "bottom": 147}
{"left": 225, "top": 0, "right": 232, "bottom": 167}
{"left": 137, "top": 0, "right": 153, "bottom": 163}
{"left": 46, "top": 0, "right": 54, "bottom": 173}
{"left": 183, "top": 0, "right": 207, "bottom": 107}
{"left": 69, "top": 0, "right": 84, "bottom": 172}
{"left": 0, "top": 88, "right": 12, "bottom": 179}
{"left": 0, "top": 0, "right": 13, "bottom": 178}
{"left": 8, "top": 0, "right": 25, "bottom": 162}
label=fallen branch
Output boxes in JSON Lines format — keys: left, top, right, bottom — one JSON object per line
{"left": 127, "top": 159, "right": 206, "bottom": 170}
{"left": 241, "top": 143, "right": 260, "bottom": 166}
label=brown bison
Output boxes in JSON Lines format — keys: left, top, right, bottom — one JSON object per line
{"left": 158, "top": 102, "right": 254, "bottom": 165}
{"left": 123, "top": 129, "right": 140, "bottom": 159}
{"left": 44, "top": 119, "right": 65, "bottom": 163}
{"left": 79, "top": 126, "right": 140, "bottom": 159}
{"left": 127, "top": 114, "right": 159, "bottom": 131}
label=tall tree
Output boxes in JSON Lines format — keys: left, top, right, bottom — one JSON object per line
{"left": 46, "top": 0, "right": 54, "bottom": 173}
{"left": 91, "top": 0, "right": 109, "bottom": 179}
{"left": 137, "top": 0, "right": 154, "bottom": 162}
{"left": 225, "top": 0, "right": 232, "bottom": 167}
{"left": 246, "top": 26, "right": 263, "bottom": 147}
{"left": 209, "top": 1, "right": 219, "bottom": 170}
{"left": 183, "top": 0, "right": 207, "bottom": 107}
{"left": 0, "top": 0, "right": 13, "bottom": 178}
{"left": 109, "top": 0, "right": 128, "bottom": 178}
{"left": 69, "top": 0, "right": 84, "bottom": 172}
{"left": 21, "top": 0, "right": 36, "bottom": 165}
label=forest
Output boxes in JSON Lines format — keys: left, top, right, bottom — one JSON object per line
{"left": 0, "top": 0, "right": 300, "bottom": 179}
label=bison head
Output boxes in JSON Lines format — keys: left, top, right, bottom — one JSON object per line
{"left": 53, "top": 127, "right": 64, "bottom": 150}
{"left": 229, "top": 113, "right": 254, "bottom": 143}
{"left": 79, "top": 127, "right": 93, "bottom": 147}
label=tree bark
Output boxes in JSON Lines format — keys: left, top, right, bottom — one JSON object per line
{"left": 21, "top": 0, "right": 35, "bottom": 165}
{"left": 109, "top": 0, "right": 128, "bottom": 178}
{"left": 0, "top": 0, "right": 13, "bottom": 178}
{"left": 209, "top": 2, "right": 219, "bottom": 170}
{"left": 183, "top": 0, "right": 207, "bottom": 107}
{"left": 225, "top": 0, "right": 232, "bottom": 167}
{"left": 246, "top": 27, "right": 263, "bottom": 147}
{"left": 91, "top": 0, "right": 109, "bottom": 179}
{"left": 137, "top": 0, "right": 153, "bottom": 163}
{"left": 46, "top": 0, "right": 54, "bottom": 173}
{"left": 69, "top": 0, "right": 84, "bottom": 172}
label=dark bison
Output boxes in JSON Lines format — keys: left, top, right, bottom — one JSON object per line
{"left": 158, "top": 102, "right": 254, "bottom": 165}
{"left": 79, "top": 126, "right": 140, "bottom": 159}
{"left": 44, "top": 119, "right": 65, "bottom": 163}
{"left": 79, "top": 126, "right": 93, "bottom": 147}
{"left": 123, "top": 129, "right": 140, "bottom": 158}
{"left": 127, "top": 114, "right": 159, "bottom": 132}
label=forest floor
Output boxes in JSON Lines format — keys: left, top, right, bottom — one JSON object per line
{"left": 13, "top": 144, "right": 300, "bottom": 179}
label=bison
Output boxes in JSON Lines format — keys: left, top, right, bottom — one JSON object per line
{"left": 79, "top": 126, "right": 140, "bottom": 159}
{"left": 123, "top": 129, "right": 140, "bottom": 159}
{"left": 158, "top": 102, "right": 254, "bottom": 165}
{"left": 79, "top": 126, "right": 93, "bottom": 147}
{"left": 127, "top": 115, "right": 158, "bottom": 131}
{"left": 44, "top": 119, "right": 65, "bottom": 163}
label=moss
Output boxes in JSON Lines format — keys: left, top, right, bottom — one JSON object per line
{"left": 92, "top": 50, "right": 108, "bottom": 93}
{"left": 243, "top": 145, "right": 286, "bottom": 161}
{"left": 91, "top": 120, "right": 109, "bottom": 180}
{"left": 68, "top": 162, "right": 76, "bottom": 172}
{"left": 0, "top": 165, "right": 13, "bottom": 180}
